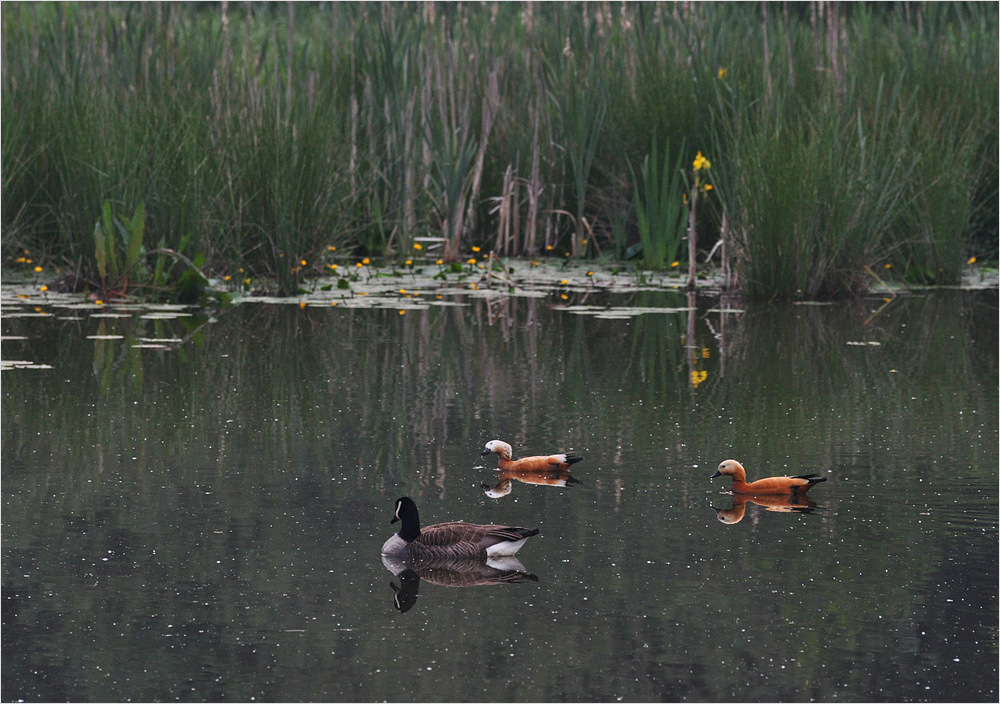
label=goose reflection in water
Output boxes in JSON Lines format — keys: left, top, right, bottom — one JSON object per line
{"left": 712, "top": 494, "right": 819, "bottom": 525}
{"left": 382, "top": 554, "right": 538, "bottom": 613}
{"left": 482, "top": 467, "right": 582, "bottom": 499}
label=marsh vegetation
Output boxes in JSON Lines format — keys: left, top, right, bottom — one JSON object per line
{"left": 2, "top": 2, "right": 997, "bottom": 299}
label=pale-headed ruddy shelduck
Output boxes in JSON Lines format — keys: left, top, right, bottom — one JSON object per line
{"left": 481, "top": 440, "right": 583, "bottom": 472}
{"left": 712, "top": 494, "right": 818, "bottom": 525}
{"left": 381, "top": 496, "right": 539, "bottom": 560}
{"left": 710, "top": 459, "right": 827, "bottom": 495}
{"left": 483, "top": 466, "right": 582, "bottom": 498}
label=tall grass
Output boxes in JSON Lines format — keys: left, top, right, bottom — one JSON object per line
{"left": 2, "top": 2, "right": 996, "bottom": 299}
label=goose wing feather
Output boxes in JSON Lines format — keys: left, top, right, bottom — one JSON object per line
{"left": 409, "top": 522, "right": 538, "bottom": 559}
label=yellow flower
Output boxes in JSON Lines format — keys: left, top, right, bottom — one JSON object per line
{"left": 244, "top": 278, "right": 251, "bottom": 286}
{"left": 472, "top": 246, "right": 481, "bottom": 252}
{"left": 702, "top": 347, "right": 710, "bottom": 359}
{"left": 356, "top": 262, "right": 364, "bottom": 268}
{"left": 39, "top": 285, "right": 48, "bottom": 292}
{"left": 884, "top": 263, "right": 892, "bottom": 269}
{"left": 16, "top": 257, "right": 26, "bottom": 263}
{"left": 405, "top": 259, "right": 412, "bottom": 266}
{"left": 331, "top": 301, "right": 338, "bottom": 306}
{"left": 693, "top": 151, "right": 711, "bottom": 171}
{"left": 399, "top": 288, "right": 406, "bottom": 294}
{"left": 671, "top": 261, "right": 679, "bottom": 268}
{"left": 413, "top": 242, "right": 423, "bottom": 250}
{"left": 327, "top": 263, "right": 338, "bottom": 270}
{"left": 467, "top": 258, "right": 476, "bottom": 265}
{"left": 436, "top": 259, "right": 444, "bottom": 265}
{"left": 300, "top": 259, "right": 307, "bottom": 267}
{"left": 328, "top": 245, "right": 337, "bottom": 251}
{"left": 682, "top": 193, "right": 688, "bottom": 204}
{"left": 967, "top": 256, "right": 976, "bottom": 264}
{"left": 531, "top": 260, "right": 539, "bottom": 266}
{"left": 399, "top": 310, "right": 406, "bottom": 315}
{"left": 362, "top": 258, "right": 370, "bottom": 265}
{"left": 34, "top": 266, "right": 42, "bottom": 273}
{"left": 586, "top": 271, "right": 594, "bottom": 276}
{"left": 704, "top": 184, "right": 713, "bottom": 191}
{"left": 546, "top": 245, "right": 553, "bottom": 251}
{"left": 582, "top": 239, "right": 588, "bottom": 245}
{"left": 95, "top": 299, "right": 104, "bottom": 306}
{"left": 299, "top": 301, "right": 306, "bottom": 309}
{"left": 223, "top": 275, "right": 232, "bottom": 281}
{"left": 717, "top": 67, "right": 728, "bottom": 80}
{"left": 239, "top": 268, "right": 245, "bottom": 273}
{"left": 560, "top": 279, "right": 568, "bottom": 285}
{"left": 560, "top": 293, "right": 568, "bottom": 300}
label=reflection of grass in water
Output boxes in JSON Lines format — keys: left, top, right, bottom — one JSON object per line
{"left": 2, "top": 291, "right": 996, "bottom": 701}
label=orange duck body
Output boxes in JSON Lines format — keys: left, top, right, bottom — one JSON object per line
{"left": 711, "top": 459, "right": 826, "bottom": 496}
{"left": 481, "top": 440, "right": 583, "bottom": 472}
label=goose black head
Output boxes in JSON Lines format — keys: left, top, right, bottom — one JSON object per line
{"left": 391, "top": 496, "right": 421, "bottom": 542}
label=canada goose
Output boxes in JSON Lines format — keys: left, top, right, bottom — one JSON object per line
{"left": 482, "top": 466, "right": 582, "bottom": 498}
{"left": 481, "top": 439, "right": 583, "bottom": 472}
{"left": 711, "top": 459, "right": 827, "bottom": 495}
{"left": 381, "top": 496, "right": 539, "bottom": 559}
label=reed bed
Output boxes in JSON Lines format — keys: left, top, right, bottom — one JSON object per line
{"left": 2, "top": 2, "right": 996, "bottom": 299}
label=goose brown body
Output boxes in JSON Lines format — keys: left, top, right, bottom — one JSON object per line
{"left": 481, "top": 440, "right": 583, "bottom": 472}
{"left": 711, "top": 459, "right": 827, "bottom": 496}
{"left": 381, "top": 497, "right": 538, "bottom": 560}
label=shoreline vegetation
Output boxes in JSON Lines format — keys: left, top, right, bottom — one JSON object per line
{"left": 3, "top": 2, "right": 997, "bottom": 301}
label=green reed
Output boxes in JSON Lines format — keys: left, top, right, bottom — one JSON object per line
{"left": 2, "top": 2, "right": 996, "bottom": 299}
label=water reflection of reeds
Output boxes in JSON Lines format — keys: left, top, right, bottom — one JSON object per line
{"left": 2, "top": 290, "right": 997, "bottom": 702}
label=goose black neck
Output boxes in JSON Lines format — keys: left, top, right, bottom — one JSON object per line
{"left": 395, "top": 497, "right": 422, "bottom": 542}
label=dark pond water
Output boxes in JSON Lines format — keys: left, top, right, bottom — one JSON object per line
{"left": 2, "top": 287, "right": 997, "bottom": 702}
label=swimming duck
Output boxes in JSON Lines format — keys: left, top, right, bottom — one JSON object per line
{"left": 711, "top": 459, "right": 827, "bottom": 495}
{"left": 481, "top": 440, "right": 583, "bottom": 472}
{"left": 381, "top": 496, "right": 539, "bottom": 560}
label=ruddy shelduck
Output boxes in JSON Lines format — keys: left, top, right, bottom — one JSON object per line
{"left": 481, "top": 440, "right": 583, "bottom": 472}
{"left": 711, "top": 459, "right": 827, "bottom": 495}
{"left": 381, "top": 497, "right": 539, "bottom": 560}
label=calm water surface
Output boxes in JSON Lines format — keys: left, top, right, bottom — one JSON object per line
{"left": 2, "top": 288, "right": 997, "bottom": 702}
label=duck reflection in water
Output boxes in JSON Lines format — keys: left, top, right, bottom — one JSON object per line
{"left": 482, "top": 466, "right": 582, "bottom": 499}
{"left": 712, "top": 494, "right": 819, "bottom": 525}
{"left": 383, "top": 554, "right": 538, "bottom": 613}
